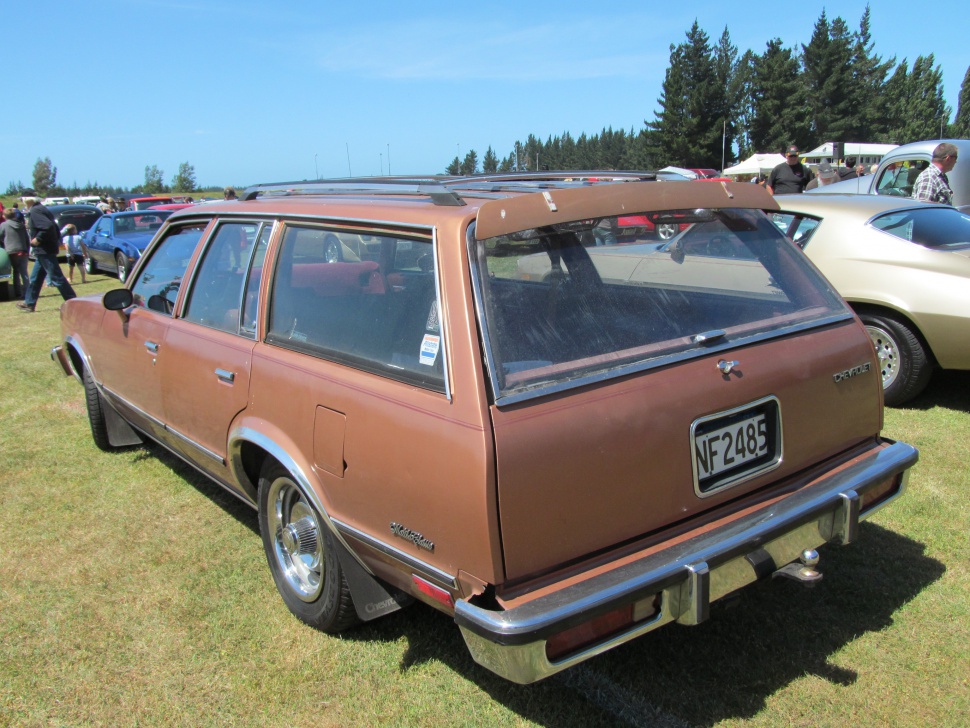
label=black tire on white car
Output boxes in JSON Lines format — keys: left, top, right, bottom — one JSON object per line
{"left": 859, "top": 311, "right": 933, "bottom": 407}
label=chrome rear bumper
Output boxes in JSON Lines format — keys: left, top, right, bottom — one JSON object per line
{"left": 455, "top": 439, "right": 918, "bottom": 684}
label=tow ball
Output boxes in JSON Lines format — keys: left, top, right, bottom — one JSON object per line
{"left": 772, "top": 549, "right": 823, "bottom": 587}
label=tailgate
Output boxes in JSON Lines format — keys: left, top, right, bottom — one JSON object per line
{"left": 491, "top": 319, "right": 882, "bottom": 581}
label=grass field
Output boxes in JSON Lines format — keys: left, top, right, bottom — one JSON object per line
{"left": 1, "top": 274, "right": 967, "bottom": 727}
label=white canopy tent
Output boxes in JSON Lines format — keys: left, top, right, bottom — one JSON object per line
{"left": 722, "top": 153, "right": 786, "bottom": 178}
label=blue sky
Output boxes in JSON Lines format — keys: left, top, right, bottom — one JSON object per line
{"left": 6, "top": 0, "right": 966, "bottom": 189}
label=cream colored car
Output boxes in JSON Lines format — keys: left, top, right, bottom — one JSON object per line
{"left": 773, "top": 193, "right": 970, "bottom": 405}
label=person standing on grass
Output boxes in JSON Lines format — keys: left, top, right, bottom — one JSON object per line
{"left": 0, "top": 207, "right": 31, "bottom": 299}
{"left": 62, "top": 223, "right": 88, "bottom": 284}
{"left": 17, "top": 198, "right": 76, "bottom": 312}
{"left": 766, "top": 145, "right": 815, "bottom": 195}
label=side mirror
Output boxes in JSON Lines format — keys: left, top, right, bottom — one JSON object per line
{"left": 103, "top": 288, "right": 133, "bottom": 311}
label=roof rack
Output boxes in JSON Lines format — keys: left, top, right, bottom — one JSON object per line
{"left": 241, "top": 177, "right": 466, "bottom": 206}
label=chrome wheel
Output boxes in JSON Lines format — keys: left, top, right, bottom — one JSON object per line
{"left": 116, "top": 252, "right": 130, "bottom": 283}
{"left": 266, "top": 475, "right": 324, "bottom": 602}
{"left": 657, "top": 223, "right": 677, "bottom": 240}
{"left": 866, "top": 323, "right": 899, "bottom": 390}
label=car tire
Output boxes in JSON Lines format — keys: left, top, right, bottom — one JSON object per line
{"left": 116, "top": 252, "right": 130, "bottom": 283}
{"left": 83, "top": 366, "right": 113, "bottom": 451}
{"left": 323, "top": 234, "right": 342, "bottom": 264}
{"left": 859, "top": 311, "right": 933, "bottom": 407}
{"left": 84, "top": 255, "right": 96, "bottom": 275}
{"left": 657, "top": 223, "right": 678, "bottom": 240}
{"left": 257, "top": 460, "right": 359, "bottom": 632}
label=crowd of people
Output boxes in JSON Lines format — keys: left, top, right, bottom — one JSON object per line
{"left": 762, "top": 141, "right": 957, "bottom": 203}
{"left": 1, "top": 186, "right": 241, "bottom": 310}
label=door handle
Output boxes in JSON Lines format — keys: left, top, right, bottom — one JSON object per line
{"left": 215, "top": 368, "right": 235, "bottom": 384}
{"left": 145, "top": 341, "right": 159, "bottom": 354}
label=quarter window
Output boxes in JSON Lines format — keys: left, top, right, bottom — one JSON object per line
{"left": 267, "top": 226, "right": 443, "bottom": 391}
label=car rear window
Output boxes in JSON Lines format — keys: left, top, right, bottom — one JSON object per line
{"left": 869, "top": 206, "right": 970, "bottom": 250}
{"left": 470, "top": 208, "right": 850, "bottom": 403}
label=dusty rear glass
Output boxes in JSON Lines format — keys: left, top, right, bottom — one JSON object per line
{"left": 470, "top": 208, "right": 850, "bottom": 403}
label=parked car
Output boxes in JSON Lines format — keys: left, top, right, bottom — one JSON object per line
{"left": 82, "top": 210, "right": 171, "bottom": 282}
{"left": 27, "top": 204, "right": 104, "bottom": 261}
{"left": 51, "top": 177, "right": 917, "bottom": 684}
{"left": 807, "top": 139, "right": 970, "bottom": 212}
{"left": 42, "top": 196, "right": 70, "bottom": 206}
{"left": 128, "top": 196, "right": 175, "bottom": 210}
{"left": 771, "top": 193, "right": 970, "bottom": 405}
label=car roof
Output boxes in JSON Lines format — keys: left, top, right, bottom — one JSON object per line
{"left": 773, "top": 193, "right": 945, "bottom": 216}
{"left": 164, "top": 175, "right": 778, "bottom": 237}
{"left": 882, "top": 138, "right": 970, "bottom": 160}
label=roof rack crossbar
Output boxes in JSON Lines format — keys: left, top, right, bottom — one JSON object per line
{"left": 241, "top": 179, "right": 466, "bottom": 206}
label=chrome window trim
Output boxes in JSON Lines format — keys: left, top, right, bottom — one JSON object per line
{"left": 264, "top": 221, "right": 448, "bottom": 395}
{"left": 430, "top": 225, "right": 452, "bottom": 403}
{"left": 495, "top": 313, "right": 853, "bottom": 407}
{"left": 170, "top": 211, "right": 435, "bottom": 236}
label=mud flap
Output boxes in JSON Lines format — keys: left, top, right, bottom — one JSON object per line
{"left": 104, "top": 396, "right": 145, "bottom": 447}
{"left": 335, "top": 541, "right": 414, "bottom": 621}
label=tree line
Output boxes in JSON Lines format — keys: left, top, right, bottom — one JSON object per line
{"left": 447, "top": 6, "right": 970, "bottom": 174}
{"left": 6, "top": 159, "right": 200, "bottom": 198}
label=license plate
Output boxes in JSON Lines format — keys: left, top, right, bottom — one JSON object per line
{"left": 691, "top": 397, "right": 781, "bottom": 496}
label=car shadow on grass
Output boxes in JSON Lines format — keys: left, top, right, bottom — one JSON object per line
{"left": 133, "top": 440, "right": 260, "bottom": 536}
{"left": 344, "top": 523, "right": 943, "bottom": 728}
{"left": 127, "top": 442, "right": 943, "bottom": 727}
{"left": 896, "top": 369, "right": 970, "bottom": 412}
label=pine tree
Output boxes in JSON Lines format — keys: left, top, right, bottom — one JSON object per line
{"left": 646, "top": 21, "right": 721, "bottom": 167}
{"left": 851, "top": 5, "right": 895, "bottom": 141}
{"left": 460, "top": 150, "right": 479, "bottom": 175}
{"left": 713, "top": 28, "right": 741, "bottom": 167}
{"left": 747, "top": 39, "right": 811, "bottom": 154}
{"left": 482, "top": 146, "right": 499, "bottom": 173}
{"left": 948, "top": 65, "right": 970, "bottom": 138}
{"left": 802, "top": 11, "right": 857, "bottom": 143}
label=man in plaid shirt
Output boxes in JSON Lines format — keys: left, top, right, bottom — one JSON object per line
{"left": 912, "top": 142, "right": 958, "bottom": 205}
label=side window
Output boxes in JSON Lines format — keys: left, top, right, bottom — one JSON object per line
{"left": 183, "top": 222, "right": 261, "bottom": 333}
{"left": 267, "top": 226, "right": 443, "bottom": 391}
{"left": 875, "top": 159, "right": 929, "bottom": 198}
{"left": 130, "top": 222, "right": 207, "bottom": 315}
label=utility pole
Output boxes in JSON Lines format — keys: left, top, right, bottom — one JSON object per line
{"left": 346, "top": 143, "right": 352, "bottom": 177}
{"left": 314, "top": 153, "right": 318, "bottom": 179}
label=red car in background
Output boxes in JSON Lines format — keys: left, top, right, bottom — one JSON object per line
{"left": 128, "top": 196, "right": 175, "bottom": 210}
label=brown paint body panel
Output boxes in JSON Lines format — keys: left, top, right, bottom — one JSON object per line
{"left": 491, "top": 319, "right": 881, "bottom": 581}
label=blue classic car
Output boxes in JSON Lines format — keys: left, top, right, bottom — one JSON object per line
{"left": 83, "top": 211, "right": 171, "bottom": 282}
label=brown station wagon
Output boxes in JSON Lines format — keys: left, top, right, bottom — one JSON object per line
{"left": 52, "top": 174, "right": 918, "bottom": 684}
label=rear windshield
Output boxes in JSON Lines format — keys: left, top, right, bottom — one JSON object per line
{"left": 869, "top": 206, "right": 970, "bottom": 250}
{"left": 470, "top": 208, "right": 849, "bottom": 403}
